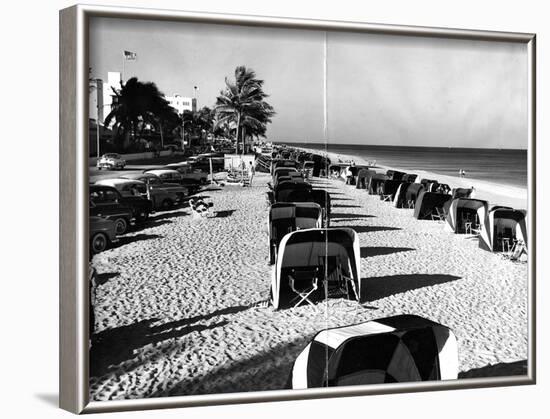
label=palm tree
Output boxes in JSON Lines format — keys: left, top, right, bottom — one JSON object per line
{"left": 214, "top": 66, "right": 275, "bottom": 154}
{"left": 182, "top": 106, "right": 214, "bottom": 149}
{"left": 104, "top": 77, "right": 178, "bottom": 150}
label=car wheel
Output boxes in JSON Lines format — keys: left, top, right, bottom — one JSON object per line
{"left": 161, "top": 198, "right": 173, "bottom": 210}
{"left": 91, "top": 233, "right": 108, "bottom": 253}
{"left": 113, "top": 217, "right": 129, "bottom": 235}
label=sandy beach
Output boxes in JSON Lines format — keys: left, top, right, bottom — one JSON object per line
{"left": 90, "top": 159, "right": 528, "bottom": 400}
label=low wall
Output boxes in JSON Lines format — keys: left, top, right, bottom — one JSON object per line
{"left": 89, "top": 150, "right": 174, "bottom": 166}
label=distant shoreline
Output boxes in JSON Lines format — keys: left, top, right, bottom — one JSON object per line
{"left": 293, "top": 145, "right": 528, "bottom": 210}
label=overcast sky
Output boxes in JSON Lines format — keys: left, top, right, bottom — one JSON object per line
{"left": 90, "top": 17, "right": 527, "bottom": 149}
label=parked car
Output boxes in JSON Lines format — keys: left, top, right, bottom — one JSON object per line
{"left": 145, "top": 169, "right": 189, "bottom": 184}
{"left": 163, "top": 164, "right": 208, "bottom": 184}
{"left": 89, "top": 216, "right": 118, "bottom": 254}
{"left": 89, "top": 184, "right": 153, "bottom": 225}
{"left": 89, "top": 198, "right": 133, "bottom": 235}
{"left": 120, "top": 173, "right": 189, "bottom": 209}
{"left": 96, "top": 153, "right": 126, "bottom": 170}
{"left": 95, "top": 178, "right": 148, "bottom": 198}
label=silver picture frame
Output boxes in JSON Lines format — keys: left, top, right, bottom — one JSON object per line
{"left": 59, "top": 4, "right": 536, "bottom": 414}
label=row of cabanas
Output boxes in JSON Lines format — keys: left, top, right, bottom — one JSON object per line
{"left": 263, "top": 148, "right": 459, "bottom": 390}
{"left": 267, "top": 158, "right": 362, "bottom": 311}
{"left": 348, "top": 167, "right": 528, "bottom": 254}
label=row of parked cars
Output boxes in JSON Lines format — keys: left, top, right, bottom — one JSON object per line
{"left": 89, "top": 156, "right": 219, "bottom": 254}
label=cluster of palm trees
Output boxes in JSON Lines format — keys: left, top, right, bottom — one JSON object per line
{"left": 102, "top": 66, "right": 275, "bottom": 154}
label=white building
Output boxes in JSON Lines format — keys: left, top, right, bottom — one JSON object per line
{"left": 166, "top": 95, "right": 197, "bottom": 114}
{"left": 89, "top": 71, "right": 122, "bottom": 125}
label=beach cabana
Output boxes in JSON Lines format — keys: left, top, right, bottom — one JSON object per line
{"left": 274, "top": 181, "right": 312, "bottom": 200}
{"left": 278, "top": 188, "right": 316, "bottom": 204}
{"left": 271, "top": 228, "right": 361, "bottom": 310}
{"left": 268, "top": 203, "right": 323, "bottom": 264}
{"left": 402, "top": 174, "right": 418, "bottom": 183}
{"left": 289, "top": 314, "right": 458, "bottom": 389}
{"left": 479, "top": 208, "right": 527, "bottom": 252}
{"left": 404, "top": 183, "right": 425, "bottom": 208}
{"left": 356, "top": 169, "right": 374, "bottom": 189}
{"left": 368, "top": 174, "right": 389, "bottom": 195}
{"left": 393, "top": 182, "right": 411, "bottom": 208}
{"left": 311, "top": 189, "right": 332, "bottom": 225}
{"left": 451, "top": 187, "right": 473, "bottom": 199}
{"left": 420, "top": 179, "right": 438, "bottom": 190}
{"left": 386, "top": 170, "right": 406, "bottom": 181}
{"left": 379, "top": 180, "right": 403, "bottom": 201}
{"left": 413, "top": 191, "right": 453, "bottom": 220}
{"left": 271, "top": 159, "right": 298, "bottom": 175}
{"left": 444, "top": 198, "right": 488, "bottom": 234}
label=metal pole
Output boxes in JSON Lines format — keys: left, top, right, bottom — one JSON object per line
{"left": 96, "top": 78, "right": 101, "bottom": 159}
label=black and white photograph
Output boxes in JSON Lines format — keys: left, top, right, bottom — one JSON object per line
{"left": 86, "top": 12, "right": 530, "bottom": 403}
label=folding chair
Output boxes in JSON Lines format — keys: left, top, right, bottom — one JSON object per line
{"left": 189, "top": 198, "right": 213, "bottom": 218}
{"left": 381, "top": 194, "right": 392, "bottom": 202}
{"left": 431, "top": 207, "right": 447, "bottom": 223}
{"left": 288, "top": 267, "right": 320, "bottom": 308}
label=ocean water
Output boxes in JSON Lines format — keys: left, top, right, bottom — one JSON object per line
{"left": 286, "top": 143, "right": 528, "bottom": 189}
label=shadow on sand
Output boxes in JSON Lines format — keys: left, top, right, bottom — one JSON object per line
{"left": 360, "top": 273, "right": 461, "bottom": 302}
{"left": 155, "top": 336, "right": 313, "bottom": 397}
{"left": 151, "top": 210, "right": 189, "bottom": 221}
{"left": 95, "top": 272, "right": 120, "bottom": 286}
{"left": 330, "top": 213, "right": 375, "bottom": 220}
{"left": 130, "top": 219, "right": 172, "bottom": 233}
{"left": 112, "top": 234, "right": 163, "bottom": 249}
{"left": 90, "top": 305, "right": 252, "bottom": 377}
{"left": 332, "top": 204, "right": 362, "bottom": 209}
{"left": 346, "top": 225, "right": 402, "bottom": 233}
{"left": 214, "top": 209, "right": 236, "bottom": 218}
{"left": 360, "top": 247, "right": 415, "bottom": 258}
{"left": 458, "top": 360, "right": 527, "bottom": 378}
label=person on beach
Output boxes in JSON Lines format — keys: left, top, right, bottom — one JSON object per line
{"left": 248, "top": 161, "right": 255, "bottom": 185}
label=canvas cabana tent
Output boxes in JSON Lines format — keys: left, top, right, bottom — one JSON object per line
{"left": 444, "top": 198, "right": 488, "bottom": 234}
{"left": 274, "top": 181, "right": 312, "bottom": 202}
{"left": 402, "top": 174, "right": 418, "bottom": 183}
{"left": 386, "top": 170, "right": 406, "bottom": 181}
{"left": 413, "top": 191, "right": 453, "bottom": 220}
{"left": 379, "top": 180, "right": 403, "bottom": 200}
{"left": 271, "top": 228, "right": 361, "bottom": 310}
{"left": 356, "top": 169, "right": 375, "bottom": 189}
{"left": 268, "top": 203, "right": 323, "bottom": 264}
{"left": 289, "top": 314, "right": 458, "bottom": 388}
{"left": 311, "top": 189, "right": 332, "bottom": 225}
{"left": 479, "top": 208, "right": 527, "bottom": 252}
{"left": 404, "top": 183, "right": 425, "bottom": 208}
{"left": 420, "top": 179, "right": 438, "bottom": 190}
{"left": 271, "top": 159, "right": 298, "bottom": 175}
{"left": 393, "top": 182, "right": 412, "bottom": 208}
{"left": 451, "top": 187, "right": 473, "bottom": 199}
{"left": 368, "top": 174, "right": 389, "bottom": 195}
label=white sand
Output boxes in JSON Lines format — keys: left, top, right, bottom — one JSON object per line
{"left": 90, "top": 171, "right": 528, "bottom": 401}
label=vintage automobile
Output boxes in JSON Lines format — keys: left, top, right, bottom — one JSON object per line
{"left": 96, "top": 153, "right": 126, "bottom": 170}
{"left": 95, "top": 178, "right": 148, "bottom": 198}
{"left": 89, "top": 184, "right": 153, "bottom": 225}
{"left": 89, "top": 198, "right": 133, "bottom": 235}
{"left": 163, "top": 163, "right": 209, "bottom": 184}
{"left": 120, "top": 173, "right": 189, "bottom": 209}
{"left": 89, "top": 216, "right": 118, "bottom": 254}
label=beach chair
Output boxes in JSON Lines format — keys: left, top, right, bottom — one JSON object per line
{"left": 189, "top": 198, "right": 213, "bottom": 217}
{"left": 503, "top": 239, "right": 527, "bottom": 262}
{"left": 381, "top": 194, "right": 393, "bottom": 202}
{"left": 321, "top": 256, "right": 359, "bottom": 303}
{"left": 288, "top": 267, "right": 320, "bottom": 308}
{"left": 431, "top": 206, "right": 447, "bottom": 223}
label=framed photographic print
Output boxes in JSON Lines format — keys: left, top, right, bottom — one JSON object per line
{"left": 59, "top": 4, "right": 536, "bottom": 414}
